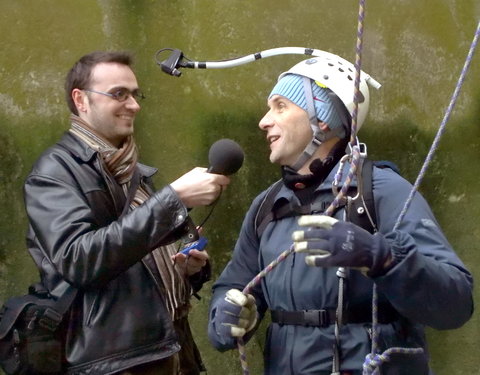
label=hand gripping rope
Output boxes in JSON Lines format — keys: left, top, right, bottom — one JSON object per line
{"left": 155, "top": 9, "right": 480, "bottom": 375}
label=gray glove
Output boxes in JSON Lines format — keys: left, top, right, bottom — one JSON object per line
{"left": 213, "top": 289, "right": 258, "bottom": 338}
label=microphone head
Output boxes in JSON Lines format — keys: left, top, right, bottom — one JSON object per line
{"left": 208, "top": 139, "right": 244, "bottom": 175}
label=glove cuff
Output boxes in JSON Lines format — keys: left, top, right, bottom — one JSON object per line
{"left": 367, "top": 233, "right": 393, "bottom": 277}
{"left": 369, "top": 230, "right": 414, "bottom": 277}
{"left": 389, "top": 230, "right": 414, "bottom": 264}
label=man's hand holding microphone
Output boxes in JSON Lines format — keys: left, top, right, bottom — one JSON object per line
{"left": 170, "top": 139, "right": 244, "bottom": 276}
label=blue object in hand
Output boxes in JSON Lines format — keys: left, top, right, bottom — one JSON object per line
{"left": 180, "top": 236, "right": 208, "bottom": 255}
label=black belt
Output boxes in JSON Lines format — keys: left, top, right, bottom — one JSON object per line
{"left": 271, "top": 308, "right": 398, "bottom": 327}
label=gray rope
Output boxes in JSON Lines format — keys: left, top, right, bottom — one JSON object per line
{"left": 365, "top": 19, "right": 480, "bottom": 375}
{"left": 393, "top": 20, "right": 480, "bottom": 231}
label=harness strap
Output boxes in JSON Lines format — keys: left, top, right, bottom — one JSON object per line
{"left": 256, "top": 199, "right": 332, "bottom": 237}
{"left": 255, "top": 159, "right": 393, "bottom": 238}
{"left": 271, "top": 307, "right": 398, "bottom": 327}
{"left": 271, "top": 309, "right": 336, "bottom": 327}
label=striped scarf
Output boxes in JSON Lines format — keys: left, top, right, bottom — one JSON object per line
{"left": 69, "top": 114, "right": 190, "bottom": 321}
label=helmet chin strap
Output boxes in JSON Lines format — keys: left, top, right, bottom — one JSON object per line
{"left": 290, "top": 77, "right": 343, "bottom": 172}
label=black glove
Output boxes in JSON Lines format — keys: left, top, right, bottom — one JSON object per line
{"left": 292, "top": 215, "right": 393, "bottom": 277}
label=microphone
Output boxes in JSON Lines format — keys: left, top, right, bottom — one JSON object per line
{"left": 159, "top": 48, "right": 184, "bottom": 77}
{"left": 207, "top": 139, "right": 244, "bottom": 175}
{"left": 180, "top": 139, "right": 244, "bottom": 256}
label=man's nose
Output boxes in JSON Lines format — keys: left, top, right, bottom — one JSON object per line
{"left": 258, "top": 111, "right": 273, "bottom": 130}
{"left": 126, "top": 96, "right": 141, "bottom": 112}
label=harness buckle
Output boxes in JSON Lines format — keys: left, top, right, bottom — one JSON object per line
{"left": 303, "top": 309, "right": 329, "bottom": 327}
{"left": 39, "top": 308, "right": 62, "bottom": 332}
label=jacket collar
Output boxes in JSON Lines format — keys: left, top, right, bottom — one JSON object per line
{"left": 274, "top": 160, "right": 359, "bottom": 202}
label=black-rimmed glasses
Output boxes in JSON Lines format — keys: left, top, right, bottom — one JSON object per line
{"left": 84, "top": 88, "right": 146, "bottom": 102}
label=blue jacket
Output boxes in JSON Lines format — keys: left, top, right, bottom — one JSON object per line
{"left": 208, "top": 162, "right": 473, "bottom": 374}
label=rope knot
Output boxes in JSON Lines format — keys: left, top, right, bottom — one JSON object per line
{"left": 362, "top": 352, "right": 390, "bottom": 375}
{"left": 363, "top": 347, "right": 424, "bottom": 375}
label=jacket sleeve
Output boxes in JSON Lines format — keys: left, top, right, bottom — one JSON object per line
{"left": 24, "top": 171, "right": 193, "bottom": 289}
{"left": 208, "top": 193, "right": 269, "bottom": 351}
{"left": 372, "top": 167, "right": 474, "bottom": 330}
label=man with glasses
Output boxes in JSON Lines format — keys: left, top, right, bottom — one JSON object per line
{"left": 24, "top": 51, "right": 229, "bottom": 374}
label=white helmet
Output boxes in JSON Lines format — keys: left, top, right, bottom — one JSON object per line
{"left": 277, "top": 51, "right": 381, "bottom": 171}
{"left": 279, "top": 51, "right": 381, "bottom": 132}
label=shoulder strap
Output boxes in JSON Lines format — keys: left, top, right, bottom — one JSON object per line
{"left": 254, "top": 179, "right": 342, "bottom": 238}
{"left": 374, "top": 160, "right": 401, "bottom": 175}
{"left": 254, "top": 180, "right": 284, "bottom": 238}
{"left": 254, "top": 158, "right": 401, "bottom": 237}
{"left": 346, "top": 158, "right": 401, "bottom": 234}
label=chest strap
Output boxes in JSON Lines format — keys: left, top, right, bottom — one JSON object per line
{"left": 271, "top": 307, "right": 398, "bottom": 327}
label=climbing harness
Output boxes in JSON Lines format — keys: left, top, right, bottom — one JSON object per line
{"left": 155, "top": 10, "right": 480, "bottom": 375}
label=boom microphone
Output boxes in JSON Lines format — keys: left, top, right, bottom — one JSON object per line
{"left": 207, "top": 139, "right": 244, "bottom": 175}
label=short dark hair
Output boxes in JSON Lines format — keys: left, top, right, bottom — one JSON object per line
{"left": 65, "top": 51, "right": 134, "bottom": 115}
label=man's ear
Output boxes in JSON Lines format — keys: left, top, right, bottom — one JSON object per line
{"left": 72, "top": 88, "right": 88, "bottom": 113}
{"left": 318, "top": 121, "right": 331, "bottom": 132}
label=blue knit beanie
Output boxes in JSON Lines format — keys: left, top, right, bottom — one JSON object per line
{"left": 269, "top": 74, "right": 344, "bottom": 136}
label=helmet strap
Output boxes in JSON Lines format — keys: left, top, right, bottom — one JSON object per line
{"left": 290, "top": 77, "right": 337, "bottom": 172}
{"left": 290, "top": 135, "right": 322, "bottom": 171}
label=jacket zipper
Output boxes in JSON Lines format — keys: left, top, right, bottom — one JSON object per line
{"left": 289, "top": 240, "right": 297, "bottom": 374}
{"left": 86, "top": 294, "right": 99, "bottom": 327}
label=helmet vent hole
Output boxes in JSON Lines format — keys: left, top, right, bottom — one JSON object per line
{"left": 328, "top": 63, "right": 334, "bottom": 67}
{"left": 347, "top": 75, "right": 353, "bottom": 81}
{"left": 338, "top": 68, "right": 344, "bottom": 72}
{"left": 323, "top": 75, "right": 329, "bottom": 80}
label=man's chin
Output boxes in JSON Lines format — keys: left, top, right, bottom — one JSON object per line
{"left": 269, "top": 153, "right": 291, "bottom": 167}
{"left": 121, "top": 126, "right": 134, "bottom": 137}
{"left": 269, "top": 155, "right": 279, "bottom": 164}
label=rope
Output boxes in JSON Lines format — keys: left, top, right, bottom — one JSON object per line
{"left": 350, "top": 0, "right": 366, "bottom": 145}
{"left": 363, "top": 347, "right": 425, "bottom": 375}
{"left": 233, "top": 10, "right": 480, "bottom": 375}
{"left": 328, "top": 1, "right": 368, "bottom": 372}
{"left": 393, "top": 19, "right": 480, "bottom": 231}
{"left": 232, "top": 16, "right": 480, "bottom": 375}
{"left": 234, "top": 1, "right": 369, "bottom": 371}
{"left": 364, "top": 19, "right": 480, "bottom": 375}
{"left": 236, "top": 246, "right": 295, "bottom": 374}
